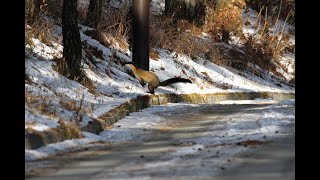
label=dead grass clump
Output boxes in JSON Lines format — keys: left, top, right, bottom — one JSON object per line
{"left": 207, "top": 46, "right": 226, "bottom": 66}
{"left": 176, "top": 19, "right": 203, "bottom": 36}
{"left": 25, "top": 24, "right": 34, "bottom": 47}
{"left": 149, "top": 48, "right": 160, "bottom": 61}
{"left": 70, "top": 70, "right": 96, "bottom": 94}
{"left": 242, "top": 1, "right": 294, "bottom": 63}
{"left": 219, "top": 4, "right": 294, "bottom": 79}
{"left": 149, "top": 13, "right": 230, "bottom": 66}
{"left": 151, "top": 23, "right": 207, "bottom": 59}
{"left": 250, "top": 12, "right": 292, "bottom": 61}
{"left": 27, "top": 16, "right": 55, "bottom": 46}
{"left": 252, "top": 35, "right": 294, "bottom": 61}
{"left": 25, "top": 91, "right": 56, "bottom": 117}
{"left": 240, "top": 7, "right": 293, "bottom": 78}
{"left": 150, "top": 14, "right": 206, "bottom": 57}
{"left": 214, "top": 82, "right": 233, "bottom": 90}
{"left": 25, "top": 0, "right": 39, "bottom": 22}
{"left": 151, "top": 11, "right": 230, "bottom": 60}
{"left": 204, "top": 0, "right": 246, "bottom": 41}
{"left": 149, "top": 14, "right": 178, "bottom": 49}
{"left": 243, "top": 37, "right": 284, "bottom": 78}
{"left": 59, "top": 99, "right": 78, "bottom": 112}
{"left": 58, "top": 119, "right": 83, "bottom": 139}
{"left": 77, "top": 0, "right": 89, "bottom": 23}
{"left": 78, "top": 71, "right": 96, "bottom": 94}
{"left": 25, "top": 0, "right": 60, "bottom": 47}
{"left": 171, "top": 35, "right": 206, "bottom": 59}
{"left": 52, "top": 57, "right": 71, "bottom": 78}
{"left": 246, "top": 0, "right": 295, "bottom": 24}
{"left": 98, "top": 5, "right": 131, "bottom": 51}
{"left": 43, "top": 0, "right": 63, "bottom": 19}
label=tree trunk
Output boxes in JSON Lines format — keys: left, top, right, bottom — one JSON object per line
{"left": 132, "top": 0, "right": 149, "bottom": 71}
{"left": 62, "top": 0, "right": 82, "bottom": 79}
{"left": 221, "top": 28, "right": 230, "bottom": 43}
{"left": 165, "top": 0, "right": 206, "bottom": 26}
{"left": 26, "top": 0, "right": 42, "bottom": 23}
{"left": 85, "top": 0, "right": 103, "bottom": 29}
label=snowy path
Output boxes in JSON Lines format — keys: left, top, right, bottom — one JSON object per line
{"left": 26, "top": 100, "right": 295, "bottom": 180}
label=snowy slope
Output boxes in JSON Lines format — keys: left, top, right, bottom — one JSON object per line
{"left": 25, "top": 23, "right": 293, "bottom": 130}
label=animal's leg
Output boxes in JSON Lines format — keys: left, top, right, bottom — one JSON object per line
{"left": 148, "top": 83, "right": 155, "bottom": 94}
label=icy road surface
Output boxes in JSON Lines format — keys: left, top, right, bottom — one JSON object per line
{"left": 26, "top": 99, "right": 295, "bottom": 180}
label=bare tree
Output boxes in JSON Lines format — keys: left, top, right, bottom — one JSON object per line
{"left": 62, "top": 0, "right": 82, "bottom": 79}
{"left": 85, "top": 0, "right": 103, "bottom": 29}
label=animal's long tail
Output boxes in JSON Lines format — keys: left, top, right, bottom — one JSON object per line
{"left": 159, "top": 78, "right": 192, "bottom": 86}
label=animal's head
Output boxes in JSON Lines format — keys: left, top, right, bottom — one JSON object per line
{"left": 124, "top": 62, "right": 137, "bottom": 71}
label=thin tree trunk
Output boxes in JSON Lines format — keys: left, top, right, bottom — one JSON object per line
{"left": 26, "top": 0, "right": 42, "bottom": 23}
{"left": 221, "top": 28, "right": 230, "bottom": 43}
{"left": 132, "top": 0, "right": 149, "bottom": 71}
{"left": 85, "top": 0, "right": 103, "bottom": 29}
{"left": 62, "top": 0, "right": 82, "bottom": 79}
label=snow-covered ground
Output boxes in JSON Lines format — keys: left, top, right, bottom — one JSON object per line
{"left": 25, "top": 1, "right": 295, "bottom": 164}
{"left": 26, "top": 98, "right": 294, "bottom": 162}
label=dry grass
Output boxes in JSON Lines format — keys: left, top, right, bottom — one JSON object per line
{"left": 98, "top": 5, "right": 131, "bottom": 51}
{"left": 177, "top": 20, "right": 203, "bottom": 36}
{"left": 150, "top": 14, "right": 212, "bottom": 59}
{"left": 150, "top": 1, "right": 293, "bottom": 82}
{"left": 58, "top": 119, "right": 83, "bottom": 139}
{"left": 248, "top": 5, "right": 293, "bottom": 59}
{"left": 78, "top": 71, "right": 96, "bottom": 94}
{"left": 205, "top": 45, "right": 223, "bottom": 65}
{"left": 245, "top": 37, "right": 280, "bottom": 75}
{"left": 149, "top": 12, "right": 232, "bottom": 72}
{"left": 149, "top": 14, "right": 178, "bottom": 49}
{"left": 149, "top": 48, "right": 160, "bottom": 61}
{"left": 26, "top": 86, "right": 90, "bottom": 135}
{"left": 59, "top": 99, "right": 78, "bottom": 112}
{"left": 26, "top": 86, "right": 90, "bottom": 133}
{"left": 205, "top": 35, "right": 284, "bottom": 79}
{"left": 25, "top": 16, "right": 55, "bottom": 47}
{"left": 51, "top": 57, "right": 75, "bottom": 80}
{"left": 25, "top": 0, "right": 60, "bottom": 47}
{"left": 246, "top": 0, "right": 295, "bottom": 24}
{"left": 171, "top": 34, "right": 201, "bottom": 58}
{"left": 25, "top": 24, "right": 34, "bottom": 47}
{"left": 204, "top": 0, "right": 246, "bottom": 40}
{"left": 78, "top": 0, "right": 89, "bottom": 23}
{"left": 238, "top": 6, "right": 294, "bottom": 79}
{"left": 25, "top": 91, "right": 57, "bottom": 117}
